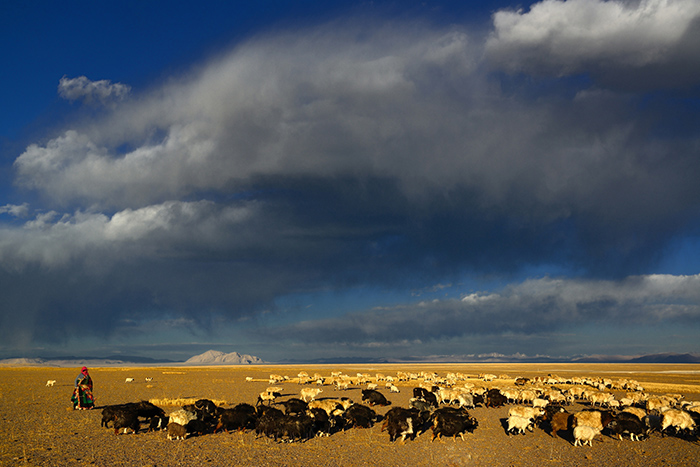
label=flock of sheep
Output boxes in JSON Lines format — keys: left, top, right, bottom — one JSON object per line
{"left": 92, "top": 370, "right": 700, "bottom": 445}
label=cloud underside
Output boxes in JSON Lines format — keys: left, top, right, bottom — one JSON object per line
{"left": 2, "top": 0, "right": 700, "bottom": 351}
{"left": 265, "top": 274, "right": 700, "bottom": 345}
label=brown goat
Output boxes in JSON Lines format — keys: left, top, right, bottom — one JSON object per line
{"left": 550, "top": 412, "right": 573, "bottom": 438}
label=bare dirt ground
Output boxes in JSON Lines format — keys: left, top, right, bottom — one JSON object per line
{"left": 1, "top": 363, "right": 700, "bottom": 466}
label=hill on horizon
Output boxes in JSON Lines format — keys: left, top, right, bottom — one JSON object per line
{"left": 184, "top": 350, "right": 265, "bottom": 365}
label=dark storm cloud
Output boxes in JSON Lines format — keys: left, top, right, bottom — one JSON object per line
{"left": 262, "top": 274, "right": 700, "bottom": 346}
{"left": 2, "top": 4, "right": 700, "bottom": 353}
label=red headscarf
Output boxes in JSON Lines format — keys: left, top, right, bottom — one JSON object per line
{"left": 81, "top": 366, "right": 89, "bottom": 375}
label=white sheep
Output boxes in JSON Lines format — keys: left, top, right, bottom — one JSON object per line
{"left": 125, "top": 377, "right": 134, "bottom": 383}
{"left": 335, "top": 380, "right": 350, "bottom": 390}
{"left": 389, "top": 384, "right": 400, "bottom": 393}
{"left": 532, "top": 398, "right": 549, "bottom": 409}
{"left": 300, "top": 387, "right": 323, "bottom": 402}
{"left": 456, "top": 393, "right": 475, "bottom": 409}
{"left": 257, "top": 391, "right": 277, "bottom": 405}
{"left": 508, "top": 406, "right": 543, "bottom": 420}
{"left": 622, "top": 407, "right": 647, "bottom": 420}
{"left": 572, "top": 410, "right": 613, "bottom": 432}
{"left": 588, "top": 392, "right": 613, "bottom": 407}
{"left": 619, "top": 397, "right": 635, "bottom": 407}
{"left": 245, "top": 376, "right": 253, "bottom": 382}
{"left": 507, "top": 415, "right": 534, "bottom": 434}
{"left": 646, "top": 397, "right": 668, "bottom": 413}
{"left": 548, "top": 392, "right": 568, "bottom": 405}
{"left": 169, "top": 408, "right": 197, "bottom": 426}
{"left": 573, "top": 425, "right": 600, "bottom": 446}
{"left": 519, "top": 389, "right": 537, "bottom": 404}
{"left": 500, "top": 389, "right": 519, "bottom": 404}
{"left": 437, "top": 389, "right": 458, "bottom": 404}
{"left": 661, "top": 409, "right": 696, "bottom": 435}
{"left": 45, "top": 380, "right": 56, "bottom": 387}
{"left": 308, "top": 399, "right": 344, "bottom": 416}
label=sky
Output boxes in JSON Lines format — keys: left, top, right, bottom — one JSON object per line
{"left": 1, "top": 0, "right": 700, "bottom": 362}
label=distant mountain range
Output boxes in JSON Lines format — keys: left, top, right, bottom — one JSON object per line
{"left": 0, "top": 355, "right": 178, "bottom": 367}
{"left": 279, "top": 352, "right": 700, "bottom": 365}
{"left": 1, "top": 351, "right": 698, "bottom": 366}
{"left": 0, "top": 350, "right": 265, "bottom": 367}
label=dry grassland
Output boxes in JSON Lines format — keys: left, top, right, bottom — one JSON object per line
{"left": 1, "top": 363, "right": 699, "bottom": 466}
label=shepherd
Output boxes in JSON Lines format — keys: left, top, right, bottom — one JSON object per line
{"left": 71, "top": 366, "right": 95, "bottom": 410}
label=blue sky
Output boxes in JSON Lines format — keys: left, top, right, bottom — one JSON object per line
{"left": 2, "top": 0, "right": 700, "bottom": 362}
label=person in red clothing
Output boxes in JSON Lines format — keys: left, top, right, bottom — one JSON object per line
{"left": 71, "top": 366, "right": 95, "bottom": 409}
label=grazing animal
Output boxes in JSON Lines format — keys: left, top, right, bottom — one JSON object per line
{"left": 113, "top": 410, "right": 140, "bottom": 435}
{"left": 308, "top": 399, "right": 343, "bottom": 416}
{"left": 661, "top": 409, "right": 696, "bottom": 437}
{"left": 549, "top": 411, "right": 573, "bottom": 439}
{"left": 257, "top": 391, "right": 277, "bottom": 405}
{"left": 623, "top": 407, "right": 647, "bottom": 420}
{"left": 572, "top": 410, "right": 614, "bottom": 432}
{"left": 573, "top": 425, "right": 600, "bottom": 446}
{"left": 507, "top": 415, "right": 534, "bottom": 435}
{"left": 343, "top": 404, "right": 378, "bottom": 429}
{"left": 508, "top": 406, "right": 544, "bottom": 421}
{"left": 275, "top": 413, "right": 315, "bottom": 442}
{"left": 532, "top": 398, "right": 549, "bottom": 409}
{"left": 216, "top": 403, "right": 257, "bottom": 433}
{"left": 519, "top": 389, "right": 538, "bottom": 404}
{"left": 101, "top": 401, "right": 166, "bottom": 429}
{"left": 278, "top": 398, "right": 308, "bottom": 415}
{"left": 308, "top": 407, "right": 332, "bottom": 436}
{"left": 145, "top": 377, "right": 153, "bottom": 382}
{"left": 413, "top": 387, "right": 438, "bottom": 408}
{"left": 588, "top": 392, "right": 609, "bottom": 406}
{"left": 456, "top": 393, "right": 476, "bottom": 409}
{"left": 193, "top": 399, "right": 218, "bottom": 422}
{"left": 167, "top": 422, "right": 187, "bottom": 440}
{"left": 46, "top": 380, "right": 56, "bottom": 387}
{"left": 169, "top": 408, "right": 198, "bottom": 427}
{"left": 255, "top": 406, "right": 285, "bottom": 439}
{"left": 300, "top": 387, "right": 323, "bottom": 402}
{"left": 409, "top": 398, "right": 433, "bottom": 413}
{"left": 485, "top": 389, "right": 507, "bottom": 408}
{"left": 382, "top": 407, "right": 427, "bottom": 442}
{"left": 125, "top": 378, "right": 134, "bottom": 383}
{"left": 514, "top": 377, "right": 529, "bottom": 386}
{"left": 361, "top": 389, "right": 391, "bottom": 407}
{"left": 148, "top": 415, "right": 168, "bottom": 432}
{"left": 430, "top": 407, "right": 478, "bottom": 441}
{"left": 608, "top": 417, "right": 647, "bottom": 441}
{"left": 186, "top": 419, "right": 209, "bottom": 436}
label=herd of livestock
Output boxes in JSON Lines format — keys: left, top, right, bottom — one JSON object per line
{"left": 94, "top": 370, "right": 700, "bottom": 445}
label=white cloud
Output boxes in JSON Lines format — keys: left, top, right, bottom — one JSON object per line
{"left": 0, "top": 204, "right": 29, "bottom": 218}
{"left": 58, "top": 75, "right": 131, "bottom": 105}
{"left": 485, "top": 0, "right": 700, "bottom": 87}
{"left": 0, "top": 200, "right": 255, "bottom": 270}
